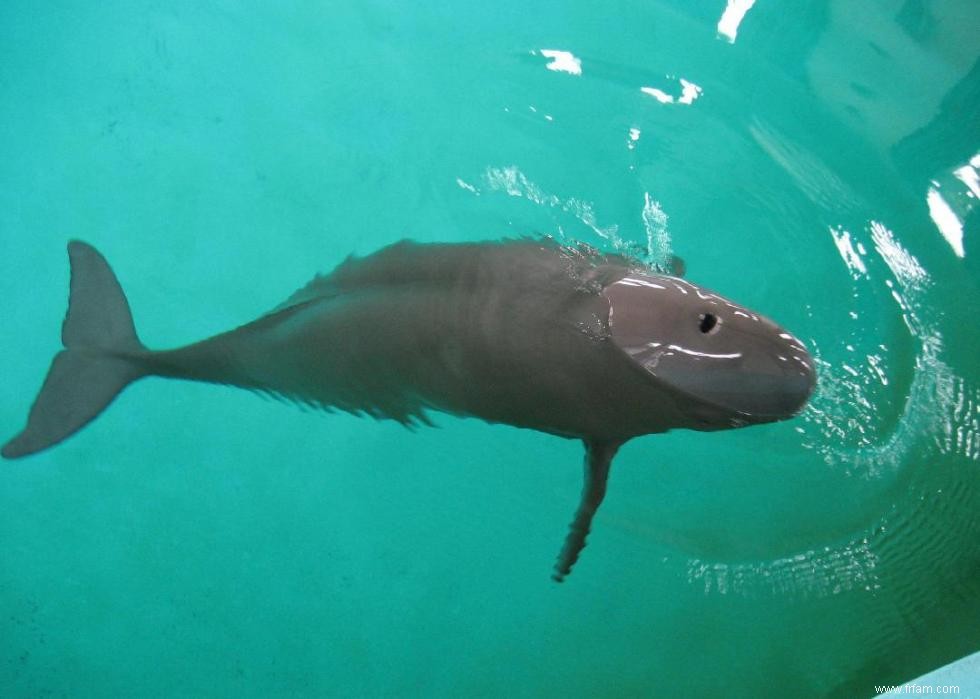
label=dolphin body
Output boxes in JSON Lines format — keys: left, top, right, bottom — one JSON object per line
{"left": 3, "top": 239, "right": 815, "bottom": 580}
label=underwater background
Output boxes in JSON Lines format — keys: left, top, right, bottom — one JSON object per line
{"left": 1, "top": 1, "right": 978, "bottom": 697}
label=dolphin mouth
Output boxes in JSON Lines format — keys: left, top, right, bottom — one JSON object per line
{"left": 677, "top": 358, "right": 817, "bottom": 428}
{"left": 626, "top": 339, "right": 816, "bottom": 427}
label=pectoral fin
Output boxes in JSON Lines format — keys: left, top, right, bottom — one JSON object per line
{"left": 552, "top": 440, "right": 621, "bottom": 582}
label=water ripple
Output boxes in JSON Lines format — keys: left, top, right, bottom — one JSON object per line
{"left": 472, "top": 164, "right": 677, "bottom": 268}
{"left": 679, "top": 214, "right": 979, "bottom": 603}
{"left": 686, "top": 535, "right": 881, "bottom": 599}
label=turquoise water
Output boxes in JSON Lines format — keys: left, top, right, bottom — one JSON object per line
{"left": 1, "top": 2, "right": 978, "bottom": 697}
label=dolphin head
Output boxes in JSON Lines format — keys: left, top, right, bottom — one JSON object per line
{"left": 602, "top": 273, "right": 816, "bottom": 429}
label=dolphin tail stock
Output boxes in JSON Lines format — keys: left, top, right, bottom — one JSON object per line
{"left": 2, "top": 241, "right": 148, "bottom": 459}
{"left": 552, "top": 440, "right": 621, "bottom": 582}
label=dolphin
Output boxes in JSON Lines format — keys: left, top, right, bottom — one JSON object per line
{"left": 2, "top": 239, "right": 815, "bottom": 580}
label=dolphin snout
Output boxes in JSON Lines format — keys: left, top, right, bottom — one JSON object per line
{"left": 774, "top": 332, "right": 816, "bottom": 417}
{"left": 773, "top": 350, "right": 816, "bottom": 417}
{"left": 686, "top": 330, "right": 816, "bottom": 423}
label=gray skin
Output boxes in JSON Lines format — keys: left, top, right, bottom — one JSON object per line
{"left": 2, "top": 238, "right": 815, "bottom": 580}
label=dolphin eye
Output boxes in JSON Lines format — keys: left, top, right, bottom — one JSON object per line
{"left": 698, "top": 313, "right": 720, "bottom": 334}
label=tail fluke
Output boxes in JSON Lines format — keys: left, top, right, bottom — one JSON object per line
{"left": 2, "top": 241, "right": 147, "bottom": 459}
